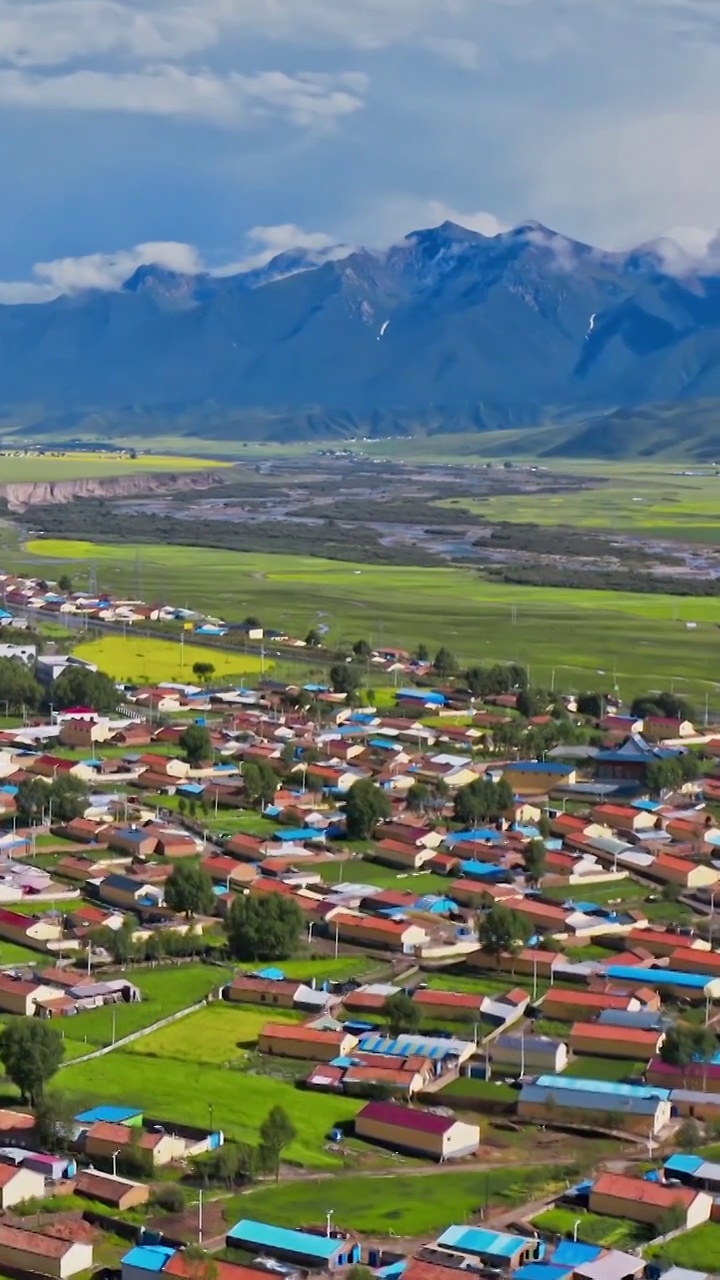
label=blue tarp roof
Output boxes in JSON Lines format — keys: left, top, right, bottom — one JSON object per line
{"left": 397, "top": 689, "right": 446, "bottom": 705}
{"left": 460, "top": 860, "right": 505, "bottom": 879}
{"left": 664, "top": 1153, "right": 704, "bottom": 1175}
{"left": 121, "top": 1247, "right": 175, "bottom": 1273}
{"left": 76, "top": 1105, "right": 142, "bottom": 1124}
{"left": 252, "top": 967, "right": 285, "bottom": 981}
{"left": 275, "top": 828, "right": 326, "bottom": 841}
{"left": 370, "top": 738, "right": 399, "bottom": 750}
{"left": 551, "top": 1243, "right": 602, "bottom": 1266}
{"left": 227, "top": 1219, "right": 344, "bottom": 1260}
{"left": 514, "top": 1266, "right": 570, "bottom": 1280}
{"left": 606, "top": 965, "right": 711, "bottom": 989}
{"left": 436, "top": 1226, "right": 535, "bottom": 1259}
{"left": 534, "top": 1074, "right": 670, "bottom": 1099}
{"left": 450, "top": 829, "right": 502, "bottom": 843}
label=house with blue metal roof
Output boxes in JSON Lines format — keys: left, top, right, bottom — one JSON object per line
{"left": 664, "top": 1152, "right": 720, "bottom": 1192}
{"left": 606, "top": 964, "right": 720, "bottom": 1001}
{"left": 436, "top": 1225, "right": 542, "bottom": 1269}
{"left": 226, "top": 1220, "right": 360, "bottom": 1269}
{"left": 122, "top": 1245, "right": 176, "bottom": 1280}
{"left": 518, "top": 1074, "right": 671, "bottom": 1133}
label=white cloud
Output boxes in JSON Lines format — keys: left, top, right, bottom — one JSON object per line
{"left": 0, "top": 240, "right": 203, "bottom": 303}
{"left": 0, "top": 65, "right": 368, "bottom": 126}
{"left": 344, "top": 197, "right": 509, "bottom": 244}
{"left": 0, "top": 227, "right": 352, "bottom": 303}
{"left": 422, "top": 37, "right": 483, "bottom": 70}
{"left": 215, "top": 223, "right": 350, "bottom": 273}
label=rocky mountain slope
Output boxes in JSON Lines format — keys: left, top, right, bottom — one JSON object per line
{"left": 2, "top": 221, "right": 720, "bottom": 441}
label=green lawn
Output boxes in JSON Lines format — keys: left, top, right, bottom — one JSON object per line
{"left": 563, "top": 1056, "right": 648, "bottom": 1081}
{"left": 646, "top": 1221, "right": 720, "bottom": 1267}
{"left": 234, "top": 957, "right": 374, "bottom": 982}
{"left": 62, "top": 964, "right": 230, "bottom": 1049}
{"left": 229, "top": 1165, "right": 574, "bottom": 1236}
{"left": 439, "top": 1076, "right": 518, "bottom": 1103}
{"left": 60, "top": 1051, "right": 360, "bottom": 1168}
{"left": 0, "top": 452, "right": 221, "bottom": 481}
{"left": 532, "top": 1206, "right": 651, "bottom": 1250}
{"left": 0, "top": 940, "right": 48, "bottom": 967}
{"left": 16, "top": 538, "right": 720, "bottom": 701}
{"left": 125, "top": 1003, "right": 303, "bottom": 1065}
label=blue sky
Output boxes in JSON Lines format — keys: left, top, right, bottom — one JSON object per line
{"left": 1, "top": 0, "right": 719, "bottom": 299}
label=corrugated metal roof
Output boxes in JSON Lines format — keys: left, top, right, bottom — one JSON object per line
{"left": 436, "top": 1226, "right": 532, "bottom": 1258}
{"left": 664, "top": 1153, "right": 704, "bottom": 1176}
{"left": 227, "top": 1220, "right": 344, "bottom": 1259}
{"left": 607, "top": 965, "right": 711, "bottom": 989}
{"left": 121, "top": 1246, "right": 176, "bottom": 1272}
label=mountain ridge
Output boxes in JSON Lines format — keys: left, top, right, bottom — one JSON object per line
{"left": 2, "top": 219, "right": 720, "bottom": 451}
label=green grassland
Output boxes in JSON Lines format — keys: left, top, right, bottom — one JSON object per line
{"left": 60, "top": 1051, "right": 360, "bottom": 1168}
{"left": 532, "top": 1205, "right": 651, "bottom": 1250}
{"left": 126, "top": 1003, "right": 304, "bottom": 1065}
{"left": 0, "top": 451, "right": 223, "bottom": 481}
{"left": 17, "top": 539, "right": 720, "bottom": 701}
{"left": 441, "top": 468, "right": 720, "bottom": 542}
{"left": 62, "top": 964, "right": 229, "bottom": 1049}
{"left": 231, "top": 1165, "right": 573, "bottom": 1236}
{"left": 72, "top": 635, "right": 267, "bottom": 683}
{"left": 646, "top": 1222, "right": 720, "bottom": 1267}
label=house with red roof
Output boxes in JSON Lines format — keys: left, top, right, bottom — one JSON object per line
{"left": 355, "top": 1100, "right": 480, "bottom": 1161}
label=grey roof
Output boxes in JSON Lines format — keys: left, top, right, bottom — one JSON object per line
{"left": 574, "top": 1254, "right": 644, "bottom": 1280}
{"left": 597, "top": 1009, "right": 668, "bottom": 1030}
{"left": 520, "top": 1081, "right": 662, "bottom": 1116}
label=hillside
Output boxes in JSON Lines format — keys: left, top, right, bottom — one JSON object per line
{"left": 2, "top": 220, "right": 720, "bottom": 450}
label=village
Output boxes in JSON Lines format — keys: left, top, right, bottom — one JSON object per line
{"left": 0, "top": 571, "right": 718, "bottom": 1279}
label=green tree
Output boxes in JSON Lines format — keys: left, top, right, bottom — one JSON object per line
{"left": 415, "top": 644, "right": 430, "bottom": 663}
{"left": 192, "top": 662, "right": 215, "bottom": 683}
{"left": 407, "top": 782, "right": 430, "bottom": 814}
{"left": 352, "top": 639, "right": 372, "bottom": 659}
{"left": 258, "top": 1105, "right": 297, "bottom": 1180}
{"left": 631, "top": 691, "right": 696, "bottom": 722}
{"left": 453, "top": 777, "right": 513, "bottom": 826}
{"left": 384, "top": 991, "right": 422, "bottom": 1036}
{"left": 676, "top": 1118, "right": 702, "bottom": 1152}
{"left": 646, "top": 758, "right": 683, "bottom": 797}
{"left": 0, "top": 1020, "right": 64, "bottom": 1106}
{"left": 661, "top": 1024, "right": 715, "bottom": 1069}
{"left": 434, "top": 647, "right": 458, "bottom": 677}
{"left": 344, "top": 777, "right": 392, "bottom": 839}
{"left": 52, "top": 665, "right": 118, "bottom": 713}
{"left": 0, "top": 657, "right": 43, "bottom": 713}
{"left": 164, "top": 863, "right": 215, "bottom": 918}
{"left": 576, "top": 691, "right": 604, "bottom": 718}
{"left": 517, "top": 687, "right": 551, "bottom": 718}
{"left": 242, "top": 761, "right": 262, "bottom": 806}
{"left": 58, "top": 575, "right": 73, "bottom": 594}
{"left": 256, "top": 761, "right": 279, "bottom": 807}
{"left": 522, "top": 838, "right": 547, "bottom": 886}
{"left": 33, "top": 1090, "right": 77, "bottom": 1151}
{"left": 679, "top": 752, "right": 702, "bottom": 782}
{"left": 305, "top": 628, "right": 322, "bottom": 648}
{"left": 15, "top": 777, "right": 50, "bottom": 825}
{"left": 180, "top": 724, "right": 212, "bottom": 766}
{"left": 49, "top": 775, "right": 88, "bottom": 823}
{"left": 538, "top": 813, "right": 552, "bottom": 839}
{"left": 225, "top": 894, "right": 303, "bottom": 961}
{"left": 329, "top": 662, "right": 363, "bottom": 698}
{"left": 477, "top": 904, "right": 531, "bottom": 959}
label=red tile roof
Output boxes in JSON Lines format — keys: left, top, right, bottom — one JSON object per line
{"left": 358, "top": 1100, "right": 459, "bottom": 1134}
{"left": 592, "top": 1172, "right": 697, "bottom": 1209}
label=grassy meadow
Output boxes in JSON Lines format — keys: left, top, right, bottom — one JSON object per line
{"left": 57, "top": 964, "right": 230, "bottom": 1050}
{"left": 126, "top": 1003, "right": 304, "bottom": 1066}
{"left": 0, "top": 451, "right": 224, "bottom": 482}
{"left": 72, "top": 635, "right": 267, "bottom": 684}
{"left": 440, "top": 467, "right": 720, "bottom": 541}
{"left": 60, "top": 1050, "right": 360, "bottom": 1168}
{"left": 231, "top": 1166, "right": 574, "bottom": 1236}
{"left": 19, "top": 538, "right": 720, "bottom": 702}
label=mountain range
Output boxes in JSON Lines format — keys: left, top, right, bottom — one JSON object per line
{"left": 3, "top": 220, "right": 720, "bottom": 451}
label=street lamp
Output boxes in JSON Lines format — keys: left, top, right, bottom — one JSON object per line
{"left": 111, "top": 1149, "right": 121, "bottom": 1178}
{"left": 325, "top": 1209, "right": 334, "bottom": 1239}
{"left": 572, "top": 1220, "right": 581, "bottom": 1243}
